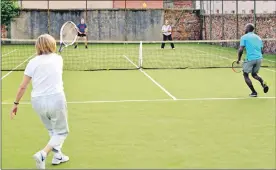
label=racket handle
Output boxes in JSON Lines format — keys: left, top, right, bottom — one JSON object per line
{"left": 58, "top": 44, "right": 63, "bottom": 53}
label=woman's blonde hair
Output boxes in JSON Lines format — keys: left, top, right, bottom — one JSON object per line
{"left": 35, "top": 34, "right": 56, "bottom": 55}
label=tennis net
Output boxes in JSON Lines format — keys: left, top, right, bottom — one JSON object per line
{"left": 1, "top": 38, "right": 275, "bottom": 71}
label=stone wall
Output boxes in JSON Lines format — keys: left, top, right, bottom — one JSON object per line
{"left": 10, "top": 9, "right": 200, "bottom": 41}
{"left": 203, "top": 14, "right": 276, "bottom": 40}
{"left": 163, "top": 0, "right": 193, "bottom": 9}
{"left": 113, "top": 1, "right": 163, "bottom": 9}
{"left": 203, "top": 14, "right": 276, "bottom": 53}
{"left": 1, "top": 25, "right": 8, "bottom": 38}
{"left": 165, "top": 9, "right": 201, "bottom": 40}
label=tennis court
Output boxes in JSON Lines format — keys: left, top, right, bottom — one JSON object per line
{"left": 2, "top": 41, "right": 276, "bottom": 168}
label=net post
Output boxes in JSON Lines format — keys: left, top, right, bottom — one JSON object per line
{"left": 139, "top": 41, "right": 143, "bottom": 68}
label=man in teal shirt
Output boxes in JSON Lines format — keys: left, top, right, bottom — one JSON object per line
{"left": 237, "top": 23, "right": 269, "bottom": 97}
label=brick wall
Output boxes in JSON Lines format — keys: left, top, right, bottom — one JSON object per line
{"left": 203, "top": 14, "right": 276, "bottom": 40}
{"left": 1, "top": 25, "right": 7, "bottom": 38}
{"left": 164, "top": 0, "right": 193, "bottom": 9}
{"left": 21, "top": 1, "right": 113, "bottom": 9}
{"left": 113, "top": 0, "right": 193, "bottom": 9}
{"left": 113, "top": 1, "right": 163, "bottom": 8}
{"left": 165, "top": 10, "right": 201, "bottom": 40}
{"left": 173, "top": 0, "right": 193, "bottom": 8}
{"left": 203, "top": 14, "right": 276, "bottom": 53}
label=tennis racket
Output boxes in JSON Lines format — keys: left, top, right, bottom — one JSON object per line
{"left": 59, "top": 21, "right": 78, "bottom": 53}
{"left": 232, "top": 60, "right": 243, "bottom": 73}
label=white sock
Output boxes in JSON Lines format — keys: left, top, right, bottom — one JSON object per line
{"left": 53, "top": 142, "right": 64, "bottom": 153}
{"left": 48, "top": 134, "right": 67, "bottom": 155}
{"left": 54, "top": 152, "right": 60, "bottom": 158}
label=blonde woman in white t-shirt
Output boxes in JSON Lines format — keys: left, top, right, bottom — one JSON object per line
{"left": 161, "top": 20, "right": 175, "bottom": 49}
{"left": 10, "top": 34, "right": 69, "bottom": 169}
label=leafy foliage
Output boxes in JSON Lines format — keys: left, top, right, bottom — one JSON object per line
{"left": 1, "top": 0, "right": 20, "bottom": 26}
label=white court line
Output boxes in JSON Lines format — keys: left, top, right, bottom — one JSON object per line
{"left": 214, "top": 47, "right": 276, "bottom": 63}
{"left": 193, "top": 48, "right": 276, "bottom": 73}
{"left": 123, "top": 55, "right": 177, "bottom": 100}
{"left": 263, "top": 58, "right": 276, "bottom": 63}
{"left": 2, "top": 49, "right": 17, "bottom": 57}
{"left": 264, "top": 68, "right": 276, "bottom": 72}
{"left": 208, "top": 46, "right": 276, "bottom": 63}
{"left": 2, "top": 96, "right": 275, "bottom": 105}
{"left": 192, "top": 48, "right": 232, "bottom": 61}
{"left": 1, "top": 54, "right": 35, "bottom": 80}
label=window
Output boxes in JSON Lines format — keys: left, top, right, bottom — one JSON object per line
{"left": 242, "top": 10, "right": 245, "bottom": 14}
{"left": 231, "top": 10, "right": 235, "bottom": 14}
{"left": 216, "top": 9, "right": 219, "bottom": 14}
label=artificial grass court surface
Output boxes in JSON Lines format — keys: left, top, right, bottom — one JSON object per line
{"left": 2, "top": 68, "right": 276, "bottom": 168}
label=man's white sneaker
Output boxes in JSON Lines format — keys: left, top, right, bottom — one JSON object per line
{"left": 52, "top": 153, "right": 69, "bottom": 165}
{"left": 33, "top": 151, "right": 46, "bottom": 169}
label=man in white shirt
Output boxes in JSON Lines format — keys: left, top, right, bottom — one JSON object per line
{"left": 10, "top": 34, "right": 69, "bottom": 169}
{"left": 161, "top": 20, "right": 175, "bottom": 49}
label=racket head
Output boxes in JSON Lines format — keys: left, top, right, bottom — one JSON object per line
{"left": 232, "top": 60, "right": 243, "bottom": 73}
{"left": 60, "top": 21, "right": 78, "bottom": 50}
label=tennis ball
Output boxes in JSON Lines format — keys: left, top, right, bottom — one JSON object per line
{"left": 143, "top": 2, "right": 147, "bottom": 8}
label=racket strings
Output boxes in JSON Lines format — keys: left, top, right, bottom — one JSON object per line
{"left": 61, "top": 23, "right": 78, "bottom": 45}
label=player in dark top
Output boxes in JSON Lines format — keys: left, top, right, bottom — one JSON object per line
{"left": 75, "top": 18, "right": 88, "bottom": 49}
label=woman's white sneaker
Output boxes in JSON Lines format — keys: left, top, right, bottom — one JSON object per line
{"left": 33, "top": 151, "right": 46, "bottom": 169}
{"left": 52, "top": 153, "right": 69, "bottom": 165}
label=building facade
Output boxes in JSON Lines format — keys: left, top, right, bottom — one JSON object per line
{"left": 19, "top": 0, "right": 193, "bottom": 9}
{"left": 113, "top": 1, "right": 163, "bottom": 9}
{"left": 197, "top": 0, "right": 276, "bottom": 14}
{"left": 19, "top": 0, "right": 113, "bottom": 9}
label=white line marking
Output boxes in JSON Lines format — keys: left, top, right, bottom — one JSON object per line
{"left": 264, "top": 68, "right": 276, "bottom": 72}
{"left": 192, "top": 48, "right": 232, "bottom": 61}
{"left": 1, "top": 54, "right": 35, "bottom": 80}
{"left": 193, "top": 48, "right": 276, "bottom": 73}
{"left": 2, "top": 49, "right": 17, "bottom": 57}
{"left": 204, "top": 48, "right": 276, "bottom": 63}
{"left": 206, "top": 45, "right": 276, "bottom": 62}
{"left": 263, "top": 58, "right": 276, "bottom": 63}
{"left": 123, "top": 55, "right": 177, "bottom": 100}
{"left": 212, "top": 47, "right": 276, "bottom": 63}
{"left": 2, "top": 97, "right": 275, "bottom": 105}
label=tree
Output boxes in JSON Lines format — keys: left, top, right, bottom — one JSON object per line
{"left": 1, "top": 0, "right": 19, "bottom": 27}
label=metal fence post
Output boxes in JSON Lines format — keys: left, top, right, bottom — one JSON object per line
{"left": 222, "top": 0, "right": 224, "bottom": 40}
{"left": 209, "top": 0, "right": 212, "bottom": 40}
{"left": 47, "top": 0, "right": 50, "bottom": 34}
{"left": 254, "top": 0, "right": 256, "bottom": 33}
